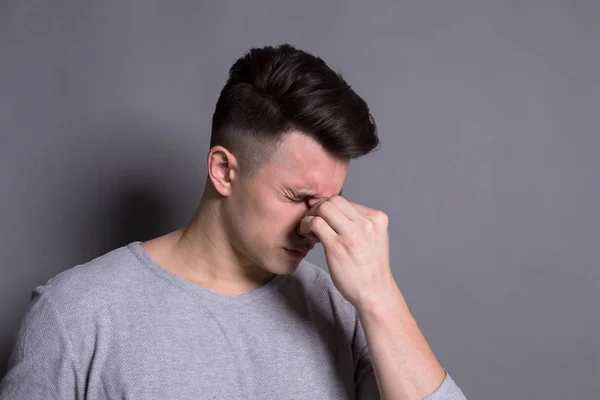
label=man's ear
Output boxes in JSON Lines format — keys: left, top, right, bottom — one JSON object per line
{"left": 207, "top": 146, "right": 238, "bottom": 197}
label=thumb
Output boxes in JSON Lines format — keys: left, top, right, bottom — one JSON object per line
{"left": 298, "top": 216, "right": 320, "bottom": 244}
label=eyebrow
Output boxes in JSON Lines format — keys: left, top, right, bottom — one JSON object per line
{"left": 291, "top": 188, "right": 343, "bottom": 199}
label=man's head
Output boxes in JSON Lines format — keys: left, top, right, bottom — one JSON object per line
{"left": 205, "top": 44, "right": 379, "bottom": 275}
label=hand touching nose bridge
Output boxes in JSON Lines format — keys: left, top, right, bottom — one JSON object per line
{"left": 297, "top": 214, "right": 320, "bottom": 246}
{"left": 297, "top": 197, "right": 328, "bottom": 244}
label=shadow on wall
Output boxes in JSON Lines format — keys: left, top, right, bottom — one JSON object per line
{"left": 100, "top": 181, "right": 175, "bottom": 253}
{"left": 0, "top": 119, "right": 204, "bottom": 379}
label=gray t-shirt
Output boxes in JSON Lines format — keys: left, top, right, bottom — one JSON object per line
{"left": 1, "top": 242, "right": 465, "bottom": 399}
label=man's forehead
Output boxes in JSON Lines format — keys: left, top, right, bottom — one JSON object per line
{"left": 274, "top": 161, "right": 346, "bottom": 199}
{"left": 270, "top": 131, "right": 348, "bottom": 196}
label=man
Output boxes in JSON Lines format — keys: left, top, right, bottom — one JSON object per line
{"left": 0, "top": 44, "right": 466, "bottom": 399}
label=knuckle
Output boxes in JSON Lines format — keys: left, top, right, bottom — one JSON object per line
{"left": 330, "top": 241, "right": 344, "bottom": 255}
{"left": 373, "top": 210, "right": 389, "bottom": 226}
{"left": 363, "top": 219, "right": 375, "bottom": 234}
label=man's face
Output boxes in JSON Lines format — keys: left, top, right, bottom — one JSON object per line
{"left": 223, "top": 131, "right": 348, "bottom": 275}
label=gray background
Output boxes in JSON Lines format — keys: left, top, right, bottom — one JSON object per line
{"left": 1, "top": 1, "right": 599, "bottom": 398}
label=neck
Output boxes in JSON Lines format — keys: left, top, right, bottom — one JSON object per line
{"left": 168, "top": 188, "right": 276, "bottom": 294}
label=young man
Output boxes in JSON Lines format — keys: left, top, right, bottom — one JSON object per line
{"left": 1, "top": 44, "right": 466, "bottom": 399}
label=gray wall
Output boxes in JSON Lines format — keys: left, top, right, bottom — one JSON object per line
{"left": 1, "top": 1, "right": 599, "bottom": 398}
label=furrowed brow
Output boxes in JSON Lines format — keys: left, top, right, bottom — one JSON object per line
{"left": 291, "top": 188, "right": 343, "bottom": 199}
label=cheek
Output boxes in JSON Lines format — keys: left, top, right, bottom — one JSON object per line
{"left": 254, "top": 202, "right": 304, "bottom": 243}
{"left": 244, "top": 197, "right": 286, "bottom": 235}
{"left": 279, "top": 203, "right": 309, "bottom": 234}
{"left": 232, "top": 190, "right": 306, "bottom": 245}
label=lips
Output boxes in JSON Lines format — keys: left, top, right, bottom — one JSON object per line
{"left": 287, "top": 248, "right": 308, "bottom": 256}
{"left": 284, "top": 247, "right": 311, "bottom": 259}
{"left": 289, "top": 244, "right": 313, "bottom": 254}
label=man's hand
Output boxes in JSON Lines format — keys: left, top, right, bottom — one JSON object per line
{"left": 299, "top": 196, "right": 451, "bottom": 399}
{"left": 298, "top": 195, "right": 397, "bottom": 309}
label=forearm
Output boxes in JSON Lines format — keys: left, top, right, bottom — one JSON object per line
{"left": 357, "top": 286, "right": 446, "bottom": 400}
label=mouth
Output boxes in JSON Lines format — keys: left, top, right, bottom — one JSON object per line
{"left": 284, "top": 247, "right": 309, "bottom": 260}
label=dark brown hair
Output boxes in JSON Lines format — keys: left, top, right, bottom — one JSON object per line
{"left": 210, "top": 44, "right": 380, "bottom": 177}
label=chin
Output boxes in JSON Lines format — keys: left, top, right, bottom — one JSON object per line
{"left": 262, "top": 256, "right": 302, "bottom": 276}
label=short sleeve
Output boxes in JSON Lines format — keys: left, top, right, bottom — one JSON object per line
{"left": 356, "top": 358, "right": 467, "bottom": 400}
{"left": 424, "top": 370, "right": 467, "bottom": 400}
{"left": 0, "top": 287, "right": 80, "bottom": 399}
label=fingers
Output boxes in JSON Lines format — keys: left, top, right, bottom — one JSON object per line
{"left": 346, "top": 200, "right": 374, "bottom": 216}
{"left": 299, "top": 215, "right": 336, "bottom": 247}
{"left": 328, "top": 195, "right": 362, "bottom": 220}
{"left": 297, "top": 217, "right": 320, "bottom": 245}
{"left": 304, "top": 196, "right": 358, "bottom": 235}
{"left": 298, "top": 195, "right": 378, "bottom": 247}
